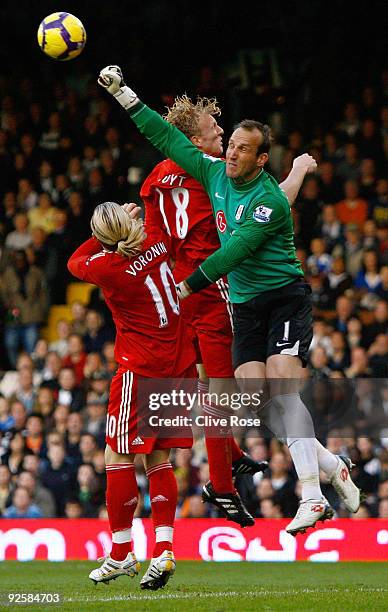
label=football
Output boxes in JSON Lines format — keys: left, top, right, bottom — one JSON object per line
{"left": 37, "top": 12, "right": 86, "bottom": 61}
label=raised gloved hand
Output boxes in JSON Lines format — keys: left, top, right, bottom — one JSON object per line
{"left": 98, "top": 65, "right": 139, "bottom": 110}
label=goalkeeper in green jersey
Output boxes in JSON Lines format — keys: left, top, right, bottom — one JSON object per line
{"left": 98, "top": 65, "right": 361, "bottom": 536}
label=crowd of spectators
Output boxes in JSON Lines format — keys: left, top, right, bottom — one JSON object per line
{"left": 0, "top": 63, "right": 387, "bottom": 521}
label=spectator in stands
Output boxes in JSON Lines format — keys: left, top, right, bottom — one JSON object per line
{"left": 34, "top": 386, "right": 55, "bottom": 425}
{"left": 41, "top": 351, "right": 62, "bottom": 389}
{"left": 101, "top": 341, "right": 117, "bottom": 374}
{"left": 359, "top": 158, "right": 377, "bottom": 200}
{"left": 335, "top": 179, "right": 368, "bottom": 229}
{"left": 362, "top": 300, "right": 387, "bottom": 348}
{"left": 83, "top": 310, "right": 114, "bottom": 354}
{"left": 0, "top": 464, "right": 12, "bottom": 514}
{"left": 295, "top": 176, "right": 324, "bottom": 250}
{"left": 86, "top": 369, "right": 110, "bottom": 404}
{"left": 3, "top": 212, "right": 32, "bottom": 256}
{"left": 9, "top": 401, "right": 27, "bottom": 433}
{"left": 322, "top": 256, "right": 352, "bottom": 309}
{"left": 53, "top": 404, "right": 70, "bottom": 436}
{"left": 40, "top": 443, "right": 75, "bottom": 516}
{"left": 337, "top": 103, "right": 361, "bottom": 141}
{"left": 336, "top": 142, "right": 360, "bottom": 181}
{"left": 85, "top": 394, "right": 106, "bottom": 447}
{"left": 334, "top": 295, "right": 355, "bottom": 332}
{"left": 9, "top": 367, "right": 37, "bottom": 414}
{"left": 335, "top": 223, "right": 364, "bottom": 278}
{"left": 25, "top": 413, "right": 44, "bottom": 455}
{"left": 319, "top": 204, "right": 343, "bottom": 252}
{"left": 79, "top": 433, "right": 99, "bottom": 462}
{"left": 83, "top": 352, "right": 104, "bottom": 380}
{"left": 267, "top": 452, "right": 298, "bottom": 517}
{"left": 0, "top": 396, "right": 13, "bottom": 432}
{"left": 260, "top": 498, "right": 283, "bottom": 519}
{"left": 17, "top": 470, "right": 55, "bottom": 517}
{"left": 27, "top": 193, "right": 58, "bottom": 236}
{"left": 3, "top": 486, "right": 43, "bottom": 518}
{"left": 369, "top": 178, "right": 388, "bottom": 226}
{"left": 70, "top": 301, "right": 87, "bottom": 336}
{"left": 307, "top": 237, "right": 332, "bottom": 274}
{"left": 45, "top": 209, "right": 74, "bottom": 304}
{"left": 64, "top": 499, "right": 83, "bottom": 518}
{"left": 48, "top": 319, "right": 71, "bottom": 359}
{"left": 368, "top": 334, "right": 388, "bottom": 378}
{"left": 65, "top": 412, "right": 84, "bottom": 463}
{"left": 75, "top": 463, "right": 104, "bottom": 517}
{"left": 376, "top": 266, "right": 388, "bottom": 300}
{"left": 2, "top": 432, "right": 30, "bottom": 475}
{"left": 56, "top": 367, "right": 84, "bottom": 412}
{"left": 16, "top": 178, "right": 39, "bottom": 211}
{"left": 1, "top": 249, "right": 48, "bottom": 368}
{"left": 346, "top": 317, "right": 364, "bottom": 350}
{"left": 327, "top": 331, "right": 350, "bottom": 372}
{"left": 62, "top": 334, "right": 87, "bottom": 386}
{"left": 318, "top": 161, "right": 343, "bottom": 204}
{"left": 354, "top": 249, "right": 382, "bottom": 295}
{"left": 309, "top": 346, "right": 332, "bottom": 378}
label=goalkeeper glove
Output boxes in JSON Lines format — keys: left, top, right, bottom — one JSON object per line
{"left": 98, "top": 65, "right": 139, "bottom": 110}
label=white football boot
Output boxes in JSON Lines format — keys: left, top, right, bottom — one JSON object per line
{"left": 89, "top": 551, "right": 140, "bottom": 584}
{"left": 286, "top": 498, "right": 334, "bottom": 536}
{"left": 330, "top": 455, "right": 361, "bottom": 513}
{"left": 140, "top": 550, "right": 176, "bottom": 590}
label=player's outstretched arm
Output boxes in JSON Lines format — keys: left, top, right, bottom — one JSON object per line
{"left": 98, "top": 65, "right": 221, "bottom": 189}
{"left": 279, "top": 153, "right": 317, "bottom": 206}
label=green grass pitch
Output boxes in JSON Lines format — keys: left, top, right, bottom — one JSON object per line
{"left": 0, "top": 561, "right": 387, "bottom": 611}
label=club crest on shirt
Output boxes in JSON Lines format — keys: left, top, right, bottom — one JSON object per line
{"left": 216, "top": 210, "right": 227, "bottom": 233}
{"left": 253, "top": 205, "right": 273, "bottom": 223}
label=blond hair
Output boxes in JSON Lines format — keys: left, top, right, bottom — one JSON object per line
{"left": 91, "top": 202, "right": 145, "bottom": 259}
{"left": 164, "top": 95, "right": 221, "bottom": 139}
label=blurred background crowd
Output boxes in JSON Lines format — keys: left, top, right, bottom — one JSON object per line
{"left": 0, "top": 0, "right": 387, "bottom": 521}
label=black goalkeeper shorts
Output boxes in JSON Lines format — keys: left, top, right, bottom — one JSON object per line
{"left": 232, "top": 280, "right": 313, "bottom": 370}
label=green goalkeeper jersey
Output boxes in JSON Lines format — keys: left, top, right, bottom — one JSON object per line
{"left": 129, "top": 102, "right": 303, "bottom": 303}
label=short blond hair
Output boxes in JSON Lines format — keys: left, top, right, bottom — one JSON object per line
{"left": 164, "top": 95, "right": 221, "bottom": 139}
{"left": 91, "top": 202, "right": 145, "bottom": 259}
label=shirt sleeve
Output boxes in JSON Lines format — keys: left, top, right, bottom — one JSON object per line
{"left": 186, "top": 200, "right": 287, "bottom": 292}
{"left": 128, "top": 102, "right": 223, "bottom": 191}
{"left": 67, "top": 237, "right": 104, "bottom": 284}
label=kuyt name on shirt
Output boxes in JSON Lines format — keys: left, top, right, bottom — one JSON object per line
{"left": 125, "top": 241, "right": 167, "bottom": 276}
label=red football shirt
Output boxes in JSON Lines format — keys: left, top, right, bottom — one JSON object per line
{"left": 67, "top": 231, "right": 195, "bottom": 377}
{"left": 141, "top": 159, "right": 220, "bottom": 280}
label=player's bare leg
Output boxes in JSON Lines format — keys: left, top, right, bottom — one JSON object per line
{"left": 140, "top": 450, "right": 177, "bottom": 590}
{"left": 89, "top": 445, "right": 140, "bottom": 584}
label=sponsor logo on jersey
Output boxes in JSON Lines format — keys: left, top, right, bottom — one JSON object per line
{"left": 253, "top": 205, "right": 273, "bottom": 223}
{"left": 216, "top": 210, "right": 227, "bottom": 233}
{"left": 235, "top": 204, "right": 245, "bottom": 220}
{"left": 215, "top": 192, "right": 224, "bottom": 199}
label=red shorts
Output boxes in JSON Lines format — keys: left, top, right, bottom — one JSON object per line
{"left": 180, "top": 278, "right": 234, "bottom": 377}
{"left": 106, "top": 364, "right": 196, "bottom": 455}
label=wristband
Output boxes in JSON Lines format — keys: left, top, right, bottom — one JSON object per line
{"left": 113, "top": 86, "right": 139, "bottom": 110}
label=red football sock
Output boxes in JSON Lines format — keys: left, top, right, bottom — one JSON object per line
{"left": 230, "top": 438, "right": 244, "bottom": 462}
{"left": 106, "top": 463, "right": 138, "bottom": 561}
{"left": 203, "top": 401, "right": 234, "bottom": 493}
{"left": 147, "top": 462, "right": 177, "bottom": 557}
